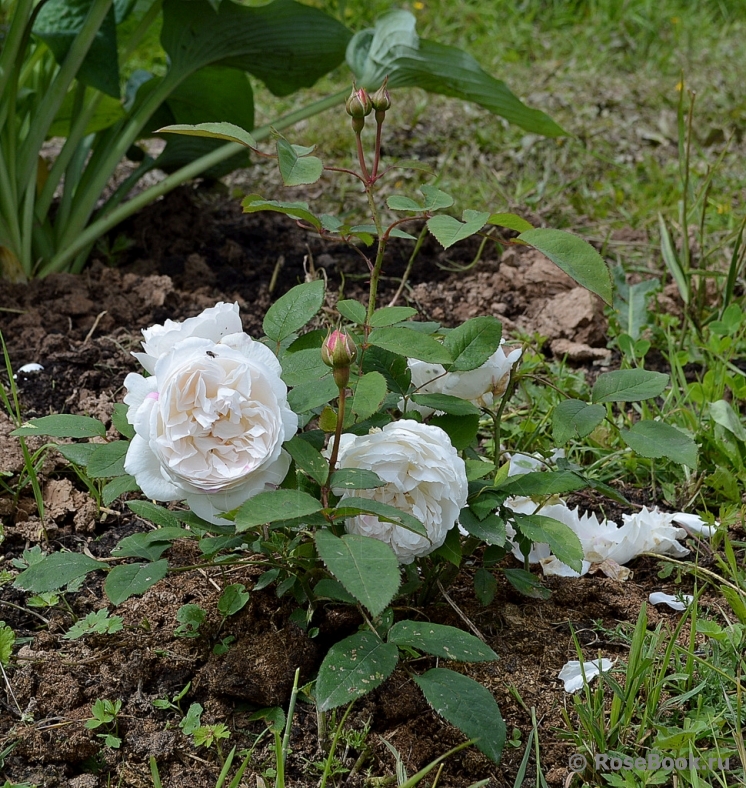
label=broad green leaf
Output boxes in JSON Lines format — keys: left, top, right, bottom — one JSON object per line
{"left": 276, "top": 138, "right": 323, "bottom": 186}
{"left": 105, "top": 560, "right": 169, "bottom": 605}
{"left": 368, "top": 327, "right": 451, "bottom": 364}
{"left": 333, "top": 497, "right": 427, "bottom": 538}
{"left": 11, "top": 414, "right": 105, "bottom": 438}
{"left": 285, "top": 435, "right": 329, "bottom": 486}
{"left": 336, "top": 299, "right": 366, "bottom": 324}
{"left": 14, "top": 552, "right": 103, "bottom": 593}
{"left": 503, "top": 568, "right": 551, "bottom": 600}
{"left": 387, "top": 195, "right": 422, "bottom": 211}
{"left": 518, "top": 228, "right": 613, "bottom": 305}
{"left": 102, "top": 474, "right": 140, "bottom": 507}
{"left": 280, "top": 348, "right": 329, "bottom": 387}
{"left": 263, "top": 280, "right": 325, "bottom": 342}
{"left": 621, "top": 421, "right": 698, "bottom": 469}
{"left": 709, "top": 400, "right": 746, "bottom": 442}
{"left": 316, "top": 631, "right": 399, "bottom": 711}
{"left": 287, "top": 329, "right": 327, "bottom": 352}
{"left": 388, "top": 620, "right": 497, "bottom": 662}
{"left": 49, "top": 87, "right": 125, "bottom": 137}
{"left": 126, "top": 501, "right": 180, "bottom": 529}
{"left": 458, "top": 509, "right": 506, "bottom": 546}
{"left": 218, "top": 584, "right": 250, "bottom": 617}
{"left": 235, "top": 489, "right": 323, "bottom": 531}
{"left": 410, "top": 394, "right": 480, "bottom": 416}
{"left": 156, "top": 123, "right": 258, "bottom": 149}
{"left": 591, "top": 369, "right": 669, "bottom": 403}
{"left": 420, "top": 184, "right": 454, "bottom": 210}
{"left": 414, "top": 668, "right": 506, "bottom": 763}
{"left": 111, "top": 403, "right": 134, "bottom": 440}
{"left": 313, "top": 578, "right": 357, "bottom": 604}
{"left": 242, "top": 194, "right": 321, "bottom": 231}
{"left": 112, "top": 529, "right": 188, "bottom": 561}
{"left": 464, "top": 459, "right": 496, "bottom": 481}
{"left": 56, "top": 443, "right": 97, "bottom": 467}
{"left": 433, "top": 526, "right": 461, "bottom": 566}
{"left": 487, "top": 213, "right": 533, "bottom": 232}
{"left": 443, "top": 315, "right": 502, "bottom": 372}
{"left": 87, "top": 441, "right": 129, "bottom": 478}
{"left": 427, "top": 211, "right": 490, "bottom": 250}
{"left": 34, "top": 0, "right": 120, "bottom": 96}
{"left": 473, "top": 568, "right": 497, "bottom": 606}
{"left": 614, "top": 277, "right": 659, "bottom": 340}
{"left": 553, "top": 399, "right": 605, "bottom": 443}
{"left": 361, "top": 346, "right": 411, "bottom": 396}
{"left": 315, "top": 531, "right": 400, "bottom": 616}
{"left": 429, "top": 413, "right": 480, "bottom": 450}
{"left": 329, "top": 468, "right": 385, "bottom": 490}
{"left": 161, "top": 0, "right": 351, "bottom": 97}
{"left": 511, "top": 513, "right": 584, "bottom": 574}
{"left": 287, "top": 376, "right": 338, "bottom": 412}
{"left": 351, "top": 372, "right": 387, "bottom": 422}
{"left": 369, "top": 307, "right": 418, "bottom": 327}
{"left": 347, "top": 10, "right": 563, "bottom": 137}
{"left": 498, "top": 470, "right": 586, "bottom": 497}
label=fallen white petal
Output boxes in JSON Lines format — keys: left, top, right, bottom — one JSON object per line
{"left": 672, "top": 512, "right": 717, "bottom": 537}
{"left": 13, "top": 362, "right": 44, "bottom": 378}
{"left": 649, "top": 591, "right": 694, "bottom": 611}
{"left": 558, "top": 659, "right": 614, "bottom": 693}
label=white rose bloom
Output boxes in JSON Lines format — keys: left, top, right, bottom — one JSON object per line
{"left": 134, "top": 302, "right": 242, "bottom": 374}
{"left": 407, "top": 341, "right": 522, "bottom": 415}
{"left": 124, "top": 332, "right": 297, "bottom": 523}
{"left": 332, "top": 420, "right": 468, "bottom": 564}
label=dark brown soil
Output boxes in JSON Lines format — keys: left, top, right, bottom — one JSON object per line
{"left": 0, "top": 187, "right": 706, "bottom": 788}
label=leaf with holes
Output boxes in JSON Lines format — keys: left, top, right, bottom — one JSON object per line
{"left": 388, "top": 620, "right": 497, "bottom": 662}
{"left": 316, "top": 631, "right": 399, "bottom": 711}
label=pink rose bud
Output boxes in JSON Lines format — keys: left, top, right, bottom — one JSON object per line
{"left": 345, "top": 85, "right": 373, "bottom": 119}
{"left": 321, "top": 330, "right": 357, "bottom": 369}
{"left": 370, "top": 77, "right": 391, "bottom": 113}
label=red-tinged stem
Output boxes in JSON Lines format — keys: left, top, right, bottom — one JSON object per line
{"left": 355, "top": 132, "right": 370, "bottom": 182}
{"left": 372, "top": 119, "right": 383, "bottom": 179}
{"left": 324, "top": 165, "right": 366, "bottom": 183}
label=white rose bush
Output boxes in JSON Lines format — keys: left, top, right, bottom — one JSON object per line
{"left": 11, "top": 86, "right": 710, "bottom": 769}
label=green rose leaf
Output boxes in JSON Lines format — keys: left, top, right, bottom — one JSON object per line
{"left": 591, "top": 369, "right": 669, "bottom": 403}
{"left": 263, "top": 279, "right": 325, "bottom": 342}
{"left": 388, "top": 620, "right": 497, "bottom": 662}
{"left": 11, "top": 414, "right": 106, "bottom": 438}
{"left": 14, "top": 552, "right": 104, "bottom": 593}
{"left": 621, "top": 421, "right": 698, "bottom": 469}
{"left": 105, "top": 559, "right": 169, "bottom": 605}
{"left": 511, "top": 513, "right": 584, "bottom": 574}
{"left": 235, "top": 490, "right": 323, "bottom": 531}
{"left": 368, "top": 327, "right": 451, "bottom": 365}
{"left": 553, "top": 399, "right": 606, "bottom": 443}
{"left": 443, "top": 315, "right": 502, "bottom": 372}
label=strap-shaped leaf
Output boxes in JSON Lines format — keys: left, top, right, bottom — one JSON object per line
{"left": 347, "top": 10, "right": 563, "bottom": 137}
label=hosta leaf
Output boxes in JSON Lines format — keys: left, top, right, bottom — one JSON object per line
{"left": 414, "top": 668, "right": 506, "bottom": 763}
{"left": 518, "top": 228, "right": 613, "bottom": 305}
{"left": 316, "top": 631, "right": 399, "bottom": 711}
{"left": 315, "top": 531, "right": 400, "bottom": 617}
{"left": 347, "top": 10, "right": 563, "bottom": 137}
{"left": 105, "top": 560, "right": 169, "bottom": 605}
{"left": 388, "top": 620, "right": 497, "bottom": 662}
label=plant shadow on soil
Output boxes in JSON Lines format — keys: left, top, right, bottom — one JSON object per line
{"left": 0, "top": 187, "right": 710, "bottom": 787}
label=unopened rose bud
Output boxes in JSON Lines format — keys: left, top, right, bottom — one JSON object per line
{"left": 370, "top": 77, "right": 391, "bottom": 117}
{"left": 322, "top": 330, "right": 357, "bottom": 369}
{"left": 346, "top": 85, "right": 372, "bottom": 133}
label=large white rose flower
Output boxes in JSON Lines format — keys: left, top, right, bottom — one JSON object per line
{"left": 331, "top": 420, "right": 468, "bottom": 564}
{"left": 407, "top": 341, "right": 522, "bottom": 415}
{"left": 124, "top": 332, "right": 297, "bottom": 523}
{"left": 133, "top": 302, "right": 242, "bottom": 374}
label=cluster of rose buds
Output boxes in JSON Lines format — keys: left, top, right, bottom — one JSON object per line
{"left": 345, "top": 77, "right": 391, "bottom": 132}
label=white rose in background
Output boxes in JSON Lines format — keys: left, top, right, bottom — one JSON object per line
{"left": 134, "top": 302, "right": 243, "bottom": 374}
{"left": 124, "top": 332, "right": 297, "bottom": 524}
{"left": 407, "top": 341, "right": 522, "bottom": 415}
{"left": 332, "top": 420, "right": 468, "bottom": 564}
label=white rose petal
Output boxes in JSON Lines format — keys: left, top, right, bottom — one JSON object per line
{"left": 558, "top": 659, "right": 614, "bottom": 693}
{"left": 332, "top": 420, "right": 468, "bottom": 564}
{"left": 406, "top": 341, "right": 521, "bottom": 415}
{"left": 125, "top": 329, "right": 297, "bottom": 524}
{"left": 672, "top": 512, "right": 717, "bottom": 537}
{"left": 134, "top": 302, "right": 242, "bottom": 374}
{"left": 649, "top": 592, "right": 694, "bottom": 611}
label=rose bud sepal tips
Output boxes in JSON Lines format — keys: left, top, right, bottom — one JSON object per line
{"left": 321, "top": 329, "right": 357, "bottom": 389}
